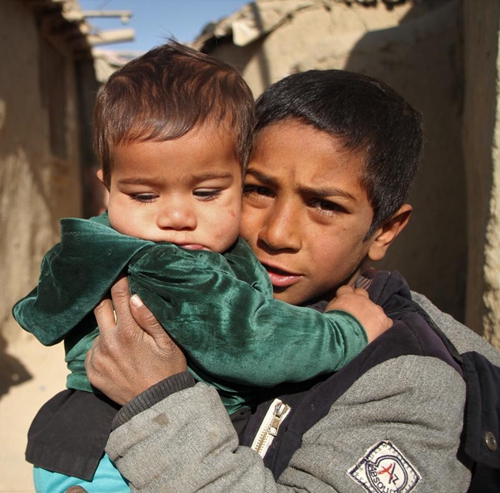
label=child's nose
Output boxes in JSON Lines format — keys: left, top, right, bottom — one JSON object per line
{"left": 156, "top": 205, "right": 197, "bottom": 230}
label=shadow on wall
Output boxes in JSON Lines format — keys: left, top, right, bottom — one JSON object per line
{"left": 0, "top": 332, "right": 32, "bottom": 400}
{"left": 343, "top": 0, "right": 467, "bottom": 322}
{"left": 249, "top": 2, "right": 272, "bottom": 92}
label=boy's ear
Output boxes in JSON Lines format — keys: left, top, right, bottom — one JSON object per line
{"left": 367, "top": 204, "right": 412, "bottom": 262}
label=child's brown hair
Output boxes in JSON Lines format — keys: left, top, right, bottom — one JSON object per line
{"left": 94, "top": 39, "right": 255, "bottom": 186}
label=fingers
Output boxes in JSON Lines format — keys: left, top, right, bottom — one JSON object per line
{"left": 336, "top": 285, "right": 354, "bottom": 296}
{"left": 93, "top": 276, "right": 132, "bottom": 336}
{"left": 129, "top": 294, "right": 185, "bottom": 368}
{"left": 129, "top": 294, "right": 166, "bottom": 340}
{"left": 87, "top": 276, "right": 190, "bottom": 403}
{"left": 110, "top": 275, "right": 131, "bottom": 308}
{"left": 85, "top": 326, "right": 104, "bottom": 368}
{"left": 336, "top": 285, "right": 369, "bottom": 298}
{"left": 353, "top": 288, "right": 369, "bottom": 298}
{"left": 93, "top": 295, "right": 115, "bottom": 331}
{"left": 95, "top": 276, "right": 143, "bottom": 342}
{"left": 109, "top": 275, "right": 134, "bottom": 329}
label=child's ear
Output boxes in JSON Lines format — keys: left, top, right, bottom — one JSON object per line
{"left": 96, "top": 169, "right": 108, "bottom": 189}
{"left": 367, "top": 204, "right": 412, "bottom": 262}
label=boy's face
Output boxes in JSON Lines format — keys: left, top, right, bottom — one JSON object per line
{"left": 241, "top": 120, "right": 380, "bottom": 306}
{"left": 103, "top": 125, "right": 242, "bottom": 253}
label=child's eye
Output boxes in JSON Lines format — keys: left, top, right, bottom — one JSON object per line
{"left": 194, "top": 189, "right": 222, "bottom": 200}
{"left": 243, "top": 184, "right": 274, "bottom": 198}
{"left": 131, "top": 193, "right": 157, "bottom": 203}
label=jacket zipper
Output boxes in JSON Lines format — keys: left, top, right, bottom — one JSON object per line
{"left": 251, "top": 398, "right": 291, "bottom": 458}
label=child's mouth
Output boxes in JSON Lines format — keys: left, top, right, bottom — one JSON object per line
{"left": 176, "top": 243, "right": 207, "bottom": 250}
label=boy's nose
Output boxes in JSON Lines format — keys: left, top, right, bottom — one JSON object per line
{"left": 258, "top": 201, "right": 301, "bottom": 252}
{"left": 156, "top": 205, "right": 197, "bottom": 231}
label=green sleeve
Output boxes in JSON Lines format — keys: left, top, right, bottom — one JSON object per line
{"left": 12, "top": 215, "right": 152, "bottom": 345}
{"left": 13, "top": 215, "right": 368, "bottom": 411}
{"left": 128, "top": 240, "right": 368, "bottom": 390}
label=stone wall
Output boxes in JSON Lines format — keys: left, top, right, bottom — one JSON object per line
{"left": 462, "top": 0, "right": 500, "bottom": 345}
{"left": 344, "top": 1, "right": 467, "bottom": 328}
{"left": 0, "top": 0, "right": 94, "bottom": 344}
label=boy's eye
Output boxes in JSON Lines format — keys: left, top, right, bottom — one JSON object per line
{"left": 194, "top": 189, "right": 222, "bottom": 200}
{"left": 243, "top": 184, "right": 274, "bottom": 198}
{"left": 131, "top": 193, "right": 157, "bottom": 203}
{"left": 309, "top": 199, "right": 346, "bottom": 216}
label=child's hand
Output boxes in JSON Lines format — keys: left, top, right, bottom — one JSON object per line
{"left": 326, "top": 285, "right": 393, "bottom": 343}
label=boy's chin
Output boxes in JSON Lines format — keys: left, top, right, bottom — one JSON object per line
{"left": 272, "top": 287, "right": 298, "bottom": 304}
{"left": 272, "top": 287, "right": 322, "bottom": 306}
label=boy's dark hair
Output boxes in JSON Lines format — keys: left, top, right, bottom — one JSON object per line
{"left": 94, "top": 40, "right": 255, "bottom": 186}
{"left": 255, "top": 70, "right": 423, "bottom": 237}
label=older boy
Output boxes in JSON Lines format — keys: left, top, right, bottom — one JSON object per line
{"left": 15, "top": 43, "right": 390, "bottom": 493}
{"left": 86, "top": 70, "right": 500, "bottom": 492}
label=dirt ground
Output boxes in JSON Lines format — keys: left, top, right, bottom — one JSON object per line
{"left": 0, "top": 335, "right": 67, "bottom": 493}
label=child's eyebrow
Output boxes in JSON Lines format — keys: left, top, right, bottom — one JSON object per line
{"left": 116, "top": 178, "right": 156, "bottom": 185}
{"left": 194, "top": 172, "right": 235, "bottom": 182}
{"left": 116, "top": 173, "right": 235, "bottom": 186}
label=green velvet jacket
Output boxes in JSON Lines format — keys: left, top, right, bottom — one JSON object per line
{"left": 13, "top": 214, "right": 367, "bottom": 412}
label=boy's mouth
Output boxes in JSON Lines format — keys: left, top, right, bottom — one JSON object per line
{"left": 261, "top": 262, "right": 302, "bottom": 288}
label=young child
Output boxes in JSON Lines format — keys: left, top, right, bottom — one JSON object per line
{"left": 13, "top": 41, "right": 390, "bottom": 492}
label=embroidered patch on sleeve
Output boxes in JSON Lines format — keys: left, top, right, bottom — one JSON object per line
{"left": 347, "top": 440, "right": 421, "bottom": 493}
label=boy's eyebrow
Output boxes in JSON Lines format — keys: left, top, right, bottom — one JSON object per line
{"left": 246, "top": 169, "right": 356, "bottom": 201}
{"left": 299, "top": 185, "right": 357, "bottom": 201}
{"left": 245, "top": 169, "right": 278, "bottom": 187}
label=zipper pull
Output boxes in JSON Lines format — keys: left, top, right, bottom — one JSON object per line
{"left": 251, "top": 399, "right": 291, "bottom": 458}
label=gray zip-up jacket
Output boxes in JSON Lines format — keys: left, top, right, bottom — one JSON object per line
{"left": 106, "top": 271, "right": 500, "bottom": 492}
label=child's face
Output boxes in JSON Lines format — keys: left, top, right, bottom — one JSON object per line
{"left": 241, "top": 120, "right": 379, "bottom": 306}
{"left": 103, "top": 125, "right": 242, "bottom": 253}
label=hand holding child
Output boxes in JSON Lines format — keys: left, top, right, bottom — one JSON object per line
{"left": 326, "top": 286, "right": 393, "bottom": 342}
{"left": 86, "top": 276, "right": 187, "bottom": 405}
